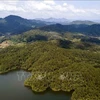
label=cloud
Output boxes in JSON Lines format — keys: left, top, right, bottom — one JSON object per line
{"left": 43, "top": 0, "right": 55, "bottom": 5}
{"left": 0, "top": 0, "right": 100, "bottom": 19}
{"left": 0, "top": 1, "right": 24, "bottom": 12}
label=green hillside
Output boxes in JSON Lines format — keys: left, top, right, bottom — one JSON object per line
{"left": 0, "top": 41, "right": 100, "bottom": 100}
{"left": 0, "top": 29, "right": 100, "bottom": 50}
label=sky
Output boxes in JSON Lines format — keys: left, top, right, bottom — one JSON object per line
{"left": 0, "top": 0, "right": 100, "bottom": 20}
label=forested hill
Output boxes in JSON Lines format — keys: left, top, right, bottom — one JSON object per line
{"left": 0, "top": 41, "right": 100, "bottom": 100}
{"left": 0, "top": 15, "right": 100, "bottom": 37}
{"left": 0, "top": 15, "right": 46, "bottom": 35}
{"left": 39, "top": 24, "right": 100, "bottom": 36}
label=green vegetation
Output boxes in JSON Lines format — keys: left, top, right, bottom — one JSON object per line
{"left": 0, "top": 40, "right": 100, "bottom": 100}
{"left": 10, "top": 29, "right": 62, "bottom": 43}
{"left": 0, "top": 15, "right": 100, "bottom": 100}
{"left": 1, "top": 29, "right": 100, "bottom": 50}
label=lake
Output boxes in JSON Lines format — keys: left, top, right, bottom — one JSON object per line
{"left": 0, "top": 70, "right": 71, "bottom": 100}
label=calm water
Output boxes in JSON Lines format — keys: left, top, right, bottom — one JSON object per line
{"left": 0, "top": 70, "right": 71, "bottom": 100}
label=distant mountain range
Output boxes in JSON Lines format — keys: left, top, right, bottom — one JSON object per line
{"left": 36, "top": 18, "right": 99, "bottom": 25}
{"left": 0, "top": 15, "right": 100, "bottom": 36}
{"left": 36, "top": 17, "right": 70, "bottom": 25}
{"left": 0, "top": 15, "right": 46, "bottom": 35}
{"left": 69, "top": 20, "right": 97, "bottom": 25}
{"left": 39, "top": 24, "right": 100, "bottom": 36}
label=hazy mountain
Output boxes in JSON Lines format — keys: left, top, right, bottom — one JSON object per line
{"left": 0, "top": 15, "right": 46, "bottom": 35}
{"left": 0, "top": 15, "right": 99, "bottom": 36}
{"left": 70, "top": 20, "right": 97, "bottom": 25}
{"left": 36, "top": 18, "right": 99, "bottom": 25}
{"left": 93, "top": 20, "right": 100, "bottom": 23}
{"left": 39, "top": 23, "right": 100, "bottom": 36}
{"left": 36, "top": 17, "right": 70, "bottom": 25}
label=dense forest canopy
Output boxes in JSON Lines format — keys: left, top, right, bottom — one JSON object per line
{"left": 0, "top": 40, "right": 100, "bottom": 100}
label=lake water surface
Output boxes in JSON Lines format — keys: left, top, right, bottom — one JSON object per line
{"left": 0, "top": 70, "right": 71, "bottom": 100}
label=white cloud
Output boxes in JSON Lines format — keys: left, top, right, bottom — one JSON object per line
{"left": 0, "top": 0, "right": 100, "bottom": 20}
{"left": 63, "top": 3, "right": 67, "bottom": 6}
{"left": 43, "top": 0, "right": 55, "bottom": 5}
{"left": 0, "top": 1, "right": 24, "bottom": 12}
{"left": 36, "top": 2, "right": 53, "bottom": 10}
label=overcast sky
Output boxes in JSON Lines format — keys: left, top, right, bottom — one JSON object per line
{"left": 0, "top": 0, "right": 100, "bottom": 20}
